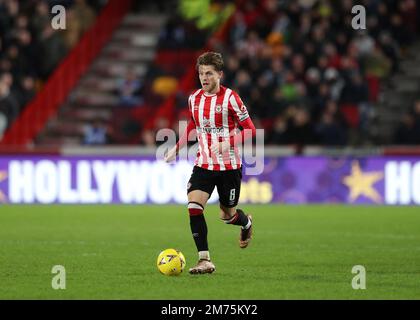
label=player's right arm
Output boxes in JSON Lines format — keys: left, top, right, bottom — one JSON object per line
{"left": 164, "top": 95, "right": 196, "bottom": 163}
{"left": 164, "top": 117, "right": 195, "bottom": 162}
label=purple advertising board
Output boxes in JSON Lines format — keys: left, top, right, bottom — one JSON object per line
{"left": 0, "top": 156, "right": 419, "bottom": 205}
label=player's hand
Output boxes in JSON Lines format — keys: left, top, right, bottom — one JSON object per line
{"left": 210, "top": 140, "right": 230, "bottom": 155}
{"left": 164, "top": 146, "right": 177, "bottom": 163}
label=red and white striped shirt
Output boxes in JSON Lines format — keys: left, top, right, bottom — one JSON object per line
{"left": 183, "top": 85, "right": 254, "bottom": 171}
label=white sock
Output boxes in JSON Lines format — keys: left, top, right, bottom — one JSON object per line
{"left": 199, "top": 251, "right": 210, "bottom": 260}
{"left": 241, "top": 218, "right": 252, "bottom": 230}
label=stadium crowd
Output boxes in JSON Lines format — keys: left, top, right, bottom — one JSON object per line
{"left": 0, "top": 0, "right": 101, "bottom": 137}
{"left": 145, "top": 0, "right": 415, "bottom": 148}
{"left": 208, "top": 0, "right": 417, "bottom": 146}
{"left": 1, "top": 0, "right": 419, "bottom": 147}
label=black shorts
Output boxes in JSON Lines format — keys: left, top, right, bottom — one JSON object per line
{"left": 187, "top": 165, "right": 242, "bottom": 208}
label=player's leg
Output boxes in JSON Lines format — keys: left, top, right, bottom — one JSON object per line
{"left": 187, "top": 190, "right": 210, "bottom": 260}
{"left": 217, "top": 168, "right": 253, "bottom": 248}
{"left": 187, "top": 166, "right": 216, "bottom": 274}
{"left": 220, "top": 204, "right": 253, "bottom": 248}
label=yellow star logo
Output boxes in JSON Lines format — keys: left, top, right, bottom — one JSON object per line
{"left": 343, "top": 161, "right": 383, "bottom": 203}
{"left": 0, "top": 170, "right": 8, "bottom": 203}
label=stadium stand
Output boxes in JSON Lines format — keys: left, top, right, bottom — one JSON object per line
{"left": 0, "top": 0, "right": 419, "bottom": 148}
{"left": 145, "top": 0, "right": 420, "bottom": 148}
{"left": 203, "top": 0, "right": 419, "bottom": 147}
{"left": 34, "top": 0, "right": 163, "bottom": 146}
{"left": 0, "top": 0, "right": 104, "bottom": 140}
{"left": 0, "top": 0, "right": 131, "bottom": 146}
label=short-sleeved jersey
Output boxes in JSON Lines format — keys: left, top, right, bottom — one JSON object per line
{"left": 188, "top": 85, "right": 249, "bottom": 171}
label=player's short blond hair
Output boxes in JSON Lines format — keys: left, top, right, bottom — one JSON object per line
{"left": 196, "top": 52, "right": 224, "bottom": 71}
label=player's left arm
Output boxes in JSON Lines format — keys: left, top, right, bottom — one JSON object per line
{"left": 229, "top": 116, "right": 256, "bottom": 147}
{"left": 211, "top": 91, "right": 256, "bottom": 154}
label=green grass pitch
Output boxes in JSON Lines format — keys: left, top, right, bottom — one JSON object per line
{"left": 0, "top": 204, "right": 419, "bottom": 299}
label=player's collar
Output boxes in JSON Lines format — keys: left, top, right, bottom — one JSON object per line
{"left": 203, "top": 92, "right": 217, "bottom": 97}
{"left": 202, "top": 85, "right": 223, "bottom": 97}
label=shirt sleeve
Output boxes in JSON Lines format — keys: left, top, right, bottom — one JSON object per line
{"left": 227, "top": 91, "right": 255, "bottom": 146}
{"left": 228, "top": 91, "right": 250, "bottom": 122}
{"left": 229, "top": 117, "right": 256, "bottom": 146}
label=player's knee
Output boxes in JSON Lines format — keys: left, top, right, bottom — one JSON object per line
{"left": 188, "top": 202, "right": 204, "bottom": 216}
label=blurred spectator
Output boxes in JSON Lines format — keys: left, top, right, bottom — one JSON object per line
{"left": 116, "top": 69, "right": 143, "bottom": 107}
{"left": 413, "top": 100, "right": 420, "bottom": 140}
{"left": 83, "top": 119, "right": 109, "bottom": 145}
{"left": 141, "top": 129, "right": 157, "bottom": 147}
{"left": 268, "top": 115, "right": 289, "bottom": 145}
{"left": 393, "top": 114, "right": 417, "bottom": 145}
{"left": 39, "top": 25, "right": 67, "bottom": 79}
{"left": 378, "top": 32, "right": 400, "bottom": 74}
{"left": 0, "top": 112, "right": 6, "bottom": 138}
{"left": 0, "top": 76, "right": 19, "bottom": 129}
{"left": 17, "top": 76, "right": 36, "bottom": 108}
{"left": 31, "top": 1, "right": 50, "bottom": 39}
{"left": 315, "top": 100, "right": 348, "bottom": 145}
{"left": 159, "top": 16, "right": 187, "bottom": 49}
{"left": 230, "top": 12, "right": 247, "bottom": 44}
{"left": 158, "top": 14, "right": 208, "bottom": 49}
{"left": 72, "top": 0, "right": 96, "bottom": 34}
{"left": 352, "top": 31, "right": 375, "bottom": 57}
{"left": 287, "top": 107, "right": 317, "bottom": 146}
{"left": 389, "top": 12, "right": 412, "bottom": 47}
{"left": 364, "top": 46, "right": 392, "bottom": 79}
{"left": 63, "top": 8, "right": 83, "bottom": 49}
{"left": 340, "top": 73, "right": 369, "bottom": 105}
{"left": 236, "top": 30, "right": 265, "bottom": 59}
{"left": 280, "top": 71, "right": 299, "bottom": 102}
{"left": 394, "top": 100, "right": 420, "bottom": 145}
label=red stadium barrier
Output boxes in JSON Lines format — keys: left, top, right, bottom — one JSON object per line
{"left": 0, "top": 0, "right": 133, "bottom": 147}
{"left": 383, "top": 146, "right": 420, "bottom": 156}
